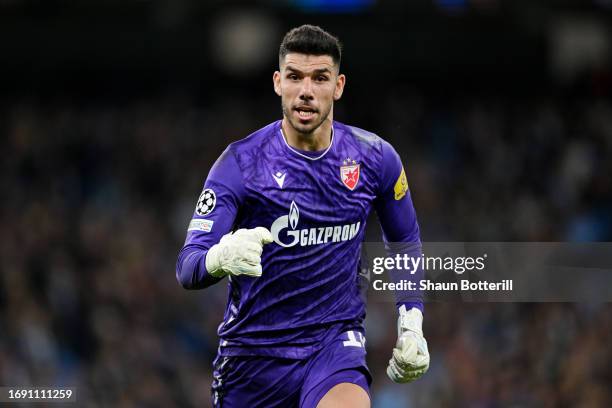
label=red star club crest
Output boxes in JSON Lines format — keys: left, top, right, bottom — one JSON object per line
{"left": 340, "top": 158, "right": 360, "bottom": 190}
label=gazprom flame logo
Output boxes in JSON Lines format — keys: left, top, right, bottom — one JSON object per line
{"left": 289, "top": 201, "right": 299, "bottom": 230}
{"left": 270, "top": 201, "right": 361, "bottom": 248}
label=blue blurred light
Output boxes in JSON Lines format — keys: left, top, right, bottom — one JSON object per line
{"left": 436, "top": 0, "right": 468, "bottom": 11}
{"left": 293, "top": 0, "right": 375, "bottom": 13}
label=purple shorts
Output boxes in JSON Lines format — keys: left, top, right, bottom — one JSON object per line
{"left": 211, "top": 329, "right": 371, "bottom": 408}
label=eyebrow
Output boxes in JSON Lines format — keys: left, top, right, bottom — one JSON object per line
{"left": 285, "top": 66, "right": 332, "bottom": 75}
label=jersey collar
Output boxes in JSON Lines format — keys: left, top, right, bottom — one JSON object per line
{"left": 278, "top": 121, "right": 335, "bottom": 161}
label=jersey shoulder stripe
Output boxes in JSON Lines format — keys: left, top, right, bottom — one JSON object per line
{"left": 337, "top": 122, "right": 382, "bottom": 149}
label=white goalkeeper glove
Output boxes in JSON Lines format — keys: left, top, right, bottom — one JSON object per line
{"left": 387, "top": 305, "right": 430, "bottom": 383}
{"left": 205, "top": 227, "right": 273, "bottom": 278}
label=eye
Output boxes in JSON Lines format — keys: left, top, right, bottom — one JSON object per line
{"left": 316, "top": 76, "right": 329, "bottom": 82}
{"left": 287, "top": 74, "right": 299, "bottom": 81}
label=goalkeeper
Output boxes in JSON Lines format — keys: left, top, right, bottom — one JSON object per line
{"left": 176, "top": 24, "right": 428, "bottom": 407}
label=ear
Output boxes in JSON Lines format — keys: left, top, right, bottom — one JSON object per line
{"left": 333, "top": 73, "right": 346, "bottom": 101}
{"left": 273, "top": 71, "right": 282, "bottom": 96}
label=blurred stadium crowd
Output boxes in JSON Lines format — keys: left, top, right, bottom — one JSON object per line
{"left": 1, "top": 91, "right": 610, "bottom": 406}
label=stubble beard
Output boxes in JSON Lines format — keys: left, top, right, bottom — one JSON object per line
{"left": 282, "top": 102, "right": 331, "bottom": 138}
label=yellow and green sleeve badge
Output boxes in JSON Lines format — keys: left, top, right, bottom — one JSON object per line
{"left": 394, "top": 167, "right": 408, "bottom": 200}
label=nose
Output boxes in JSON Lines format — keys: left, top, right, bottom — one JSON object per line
{"left": 299, "top": 78, "right": 314, "bottom": 101}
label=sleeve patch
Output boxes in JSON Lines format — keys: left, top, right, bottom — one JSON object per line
{"left": 195, "top": 189, "right": 216, "bottom": 216}
{"left": 188, "top": 218, "right": 214, "bottom": 232}
{"left": 394, "top": 167, "right": 408, "bottom": 200}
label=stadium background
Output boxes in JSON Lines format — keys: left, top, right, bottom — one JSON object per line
{"left": 1, "top": 0, "right": 611, "bottom": 406}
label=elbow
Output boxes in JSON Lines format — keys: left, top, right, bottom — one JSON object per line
{"left": 176, "top": 261, "right": 194, "bottom": 289}
{"left": 176, "top": 246, "right": 215, "bottom": 290}
{"left": 176, "top": 247, "right": 203, "bottom": 289}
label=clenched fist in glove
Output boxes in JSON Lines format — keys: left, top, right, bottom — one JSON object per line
{"left": 205, "top": 227, "right": 273, "bottom": 278}
{"left": 387, "top": 305, "right": 430, "bottom": 383}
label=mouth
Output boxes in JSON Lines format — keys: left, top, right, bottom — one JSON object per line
{"left": 294, "top": 106, "right": 317, "bottom": 121}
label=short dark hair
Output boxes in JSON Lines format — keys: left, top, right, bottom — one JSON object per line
{"left": 279, "top": 25, "right": 342, "bottom": 68}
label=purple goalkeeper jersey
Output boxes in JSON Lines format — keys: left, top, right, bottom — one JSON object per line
{"left": 176, "top": 120, "right": 422, "bottom": 359}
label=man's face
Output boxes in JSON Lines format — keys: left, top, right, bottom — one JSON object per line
{"left": 273, "top": 53, "right": 345, "bottom": 136}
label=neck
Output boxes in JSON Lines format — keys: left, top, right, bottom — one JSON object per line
{"left": 281, "top": 115, "right": 333, "bottom": 152}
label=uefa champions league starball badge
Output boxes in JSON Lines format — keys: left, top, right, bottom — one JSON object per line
{"left": 195, "top": 189, "right": 216, "bottom": 216}
{"left": 340, "top": 158, "right": 360, "bottom": 190}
